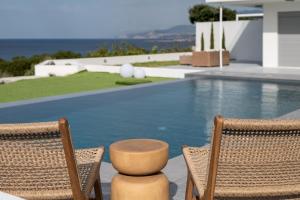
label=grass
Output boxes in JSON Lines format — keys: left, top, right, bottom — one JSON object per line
{"left": 0, "top": 72, "right": 172, "bottom": 103}
{"left": 132, "top": 60, "right": 180, "bottom": 67}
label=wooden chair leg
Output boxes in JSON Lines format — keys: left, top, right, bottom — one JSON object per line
{"left": 185, "top": 171, "right": 194, "bottom": 200}
{"left": 94, "top": 175, "right": 103, "bottom": 200}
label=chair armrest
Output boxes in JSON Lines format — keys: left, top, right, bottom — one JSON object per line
{"left": 75, "top": 146, "right": 105, "bottom": 194}
{"left": 182, "top": 145, "right": 210, "bottom": 199}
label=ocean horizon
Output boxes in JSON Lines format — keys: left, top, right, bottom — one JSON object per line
{"left": 0, "top": 39, "right": 194, "bottom": 60}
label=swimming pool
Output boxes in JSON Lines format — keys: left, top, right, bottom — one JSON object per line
{"left": 1, "top": 78, "right": 300, "bottom": 161}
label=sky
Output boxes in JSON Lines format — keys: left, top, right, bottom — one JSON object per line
{"left": 0, "top": 0, "right": 204, "bottom": 39}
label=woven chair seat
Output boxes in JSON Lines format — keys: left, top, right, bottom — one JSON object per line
{"left": 0, "top": 147, "right": 104, "bottom": 200}
{"left": 183, "top": 146, "right": 300, "bottom": 200}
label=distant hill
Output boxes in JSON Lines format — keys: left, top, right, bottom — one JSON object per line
{"left": 122, "top": 25, "right": 195, "bottom": 42}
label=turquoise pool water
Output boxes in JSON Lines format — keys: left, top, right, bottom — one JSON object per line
{"left": 1, "top": 78, "right": 300, "bottom": 161}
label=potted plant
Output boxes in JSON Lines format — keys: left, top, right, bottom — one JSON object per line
{"left": 192, "top": 23, "right": 230, "bottom": 67}
{"left": 179, "top": 32, "right": 205, "bottom": 65}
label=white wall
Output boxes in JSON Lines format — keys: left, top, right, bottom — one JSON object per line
{"left": 35, "top": 53, "right": 201, "bottom": 78}
{"left": 263, "top": 2, "right": 300, "bottom": 67}
{"left": 195, "top": 20, "right": 263, "bottom": 63}
{"left": 35, "top": 60, "right": 85, "bottom": 77}
{"left": 85, "top": 65, "right": 202, "bottom": 78}
{"left": 57, "top": 52, "right": 192, "bottom": 66}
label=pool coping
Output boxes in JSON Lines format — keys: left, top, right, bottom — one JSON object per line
{"left": 186, "top": 71, "right": 300, "bottom": 84}
{"left": 0, "top": 77, "right": 197, "bottom": 109}
{"left": 2, "top": 72, "right": 300, "bottom": 109}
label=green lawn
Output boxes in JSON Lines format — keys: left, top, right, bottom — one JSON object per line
{"left": 0, "top": 72, "right": 171, "bottom": 103}
{"left": 132, "top": 60, "right": 180, "bottom": 67}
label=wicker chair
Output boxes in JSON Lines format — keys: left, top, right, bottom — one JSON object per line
{"left": 183, "top": 115, "right": 300, "bottom": 200}
{"left": 0, "top": 118, "right": 104, "bottom": 200}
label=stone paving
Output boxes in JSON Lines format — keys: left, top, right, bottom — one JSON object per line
{"left": 185, "top": 62, "right": 300, "bottom": 81}
{"left": 100, "top": 155, "right": 187, "bottom": 200}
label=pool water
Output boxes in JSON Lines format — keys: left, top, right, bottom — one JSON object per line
{"left": 1, "top": 78, "right": 300, "bottom": 161}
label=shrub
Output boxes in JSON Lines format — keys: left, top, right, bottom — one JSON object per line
{"left": 87, "top": 42, "right": 147, "bottom": 57}
{"left": 210, "top": 23, "right": 214, "bottom": 50}
{"left": 159, "top": 46, "right": 192, "bottom": 53}
{"left": 151, "top": 46, "right": 158, "bottom": 54}
{"left": 0, "top": 60, "right": 8, "bottom": 75}
{"left": 52, "top": 51, "right": 81, "bottom": 59}
{"left": 87, "top": 47, "right": 109, "bottom": 57}
{"left": 0, "top": 54, "right": 45, "bottom": 77}
{"left": 2, "top": 57, "right": 30, "bottom": 76}
{"left": 28, "top": 54, "right": 50, "bottom": 64}
{"left": 115, "top": 79, "right": 152, "bottom": 85}
{"left": 0, "top": 71, "right": 11, "bottom": 78}
{"left": 201, "top": 32, "right": 205, "bottom": 51}
{"left": 118, "top": 42, "right": 147, "bottom": 55}
{"left": 48, "top": 73, "right": 56, "bottom": 77}
{"left": 222, "top": 28, "right": 226, "bottom": 50}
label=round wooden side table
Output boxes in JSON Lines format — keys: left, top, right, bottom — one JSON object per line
{"left": 110, "top": 139, "right": 169, "bottom": 200}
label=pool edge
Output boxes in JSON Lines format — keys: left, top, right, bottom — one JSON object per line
{"left": 0, "top": 77, "right": 197, "bottom": 109}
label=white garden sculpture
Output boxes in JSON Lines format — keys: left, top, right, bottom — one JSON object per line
{"left": 120, "top": 64, "right": 134, "bottom": 78}
{"left": 134, "top": 68, "right": 146, "bottom": 79}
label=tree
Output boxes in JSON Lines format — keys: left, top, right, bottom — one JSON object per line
{"left": 210, "top": 23, "right": 214, "bottom": 50}
{"left": 221, "top": 8, "right": 237, "bottom": 21}
{"left": 189, "top": 4, "right": 236, "bottom": 23}
{"left": 189, "top": 5, "right": 216, "bottom": 23}
{"left": 222, "top": 28, "right": 226, "bottom": 50}
{"left": 201, "top": 32, "right": 205, "bottom": 51}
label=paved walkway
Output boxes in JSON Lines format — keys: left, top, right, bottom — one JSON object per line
{"left": 0, "top": 76, "right": 40, "bottom": 84}
{"left": 186, "top": 62, "right": 300, "bottom": 81}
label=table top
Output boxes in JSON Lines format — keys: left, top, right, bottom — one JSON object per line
{"left": 110, "top": 139, "right": 168, "bottom": 153}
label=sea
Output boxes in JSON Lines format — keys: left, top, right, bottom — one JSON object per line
{"left": 0, "top": 39, "right": 194, "bottom": 60}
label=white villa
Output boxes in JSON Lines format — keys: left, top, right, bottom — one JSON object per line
{"left": 205, "top": 0, "right": 300, "bottom": 68}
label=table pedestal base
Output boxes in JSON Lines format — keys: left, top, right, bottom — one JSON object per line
{"left": 111, "top": 172, "right": 169, "bottom": 200}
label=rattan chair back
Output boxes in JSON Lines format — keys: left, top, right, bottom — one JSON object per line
{"left": 205, "top": 116, "right": 300, "bottom": 199}
{"left": 0, "top": 119, "right": 83, "bottom": 199}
